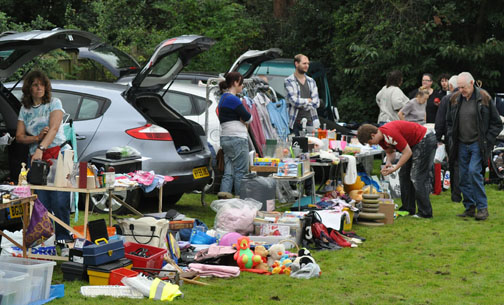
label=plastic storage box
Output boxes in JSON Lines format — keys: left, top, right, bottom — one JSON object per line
{"left": 82, "top": 238, "right": 125, "bottom": 266}
{"left": 0, "top": 270, "right": 30, "bottom": 305}
{"left": 109, "top": 267, "right": 139, "bottom": 285}
{"left": 86, "top": 258, "right": 133, "bottom": 285}
{"left": 124, "top": 242, "right": 167, "bottom": 270}
{"left": 0, "top": 256, "right": 56, "bottom": 304}
{"left": 73, "top": 225, "right": 116, "bottom": 242}
{"left": 61, "top": 261, "right": 88, "bottom": 282}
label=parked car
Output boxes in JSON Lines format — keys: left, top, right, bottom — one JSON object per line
{"left": 0, "top": 29, "right": 215, "bottom": 214}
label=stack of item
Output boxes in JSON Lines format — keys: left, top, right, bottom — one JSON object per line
{"left": 357, "top": 193, "right": 386, "bottom": 226}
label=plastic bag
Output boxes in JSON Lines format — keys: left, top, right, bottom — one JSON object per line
{"left": 210, "top": 198, "right": 262, "bottom": 235}
{"left": 1, "top": 230, "right": 55, "bottom": 257}
{"left": 107, "top": 146, "right": 141, "bottom": 158}
{"left": 434, "top": 144, "right": 446, "bottom": 163}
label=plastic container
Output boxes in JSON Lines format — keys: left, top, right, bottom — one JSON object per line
{"left": 61, "top": 261, "right": 88, "bottom": 282}
{"left": 124, "top": 242, "right": 167, "bottom": 270}
{"left": 109, "top": 267, "right": 139, "bottom": 285}
{"left": 86, "top": 258, "right": 132, "bottom": 286}
{"left": 0, "top": 256, "right": 56, "bottom": 304}
{"left": 343, "top": 207, "right": 354, "bottom": 231}
{"left": 0, "top": 270, "right": 30, "bottom": 305}
{"left": 82, "top": 238, "right": 125, "bottom": 266}
{"left": 73, "top": 225, "right": 116, "bottom": 242}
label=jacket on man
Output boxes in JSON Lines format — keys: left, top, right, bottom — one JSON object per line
{"left": 446, "top": 87, "right": 503, "bottom": 166}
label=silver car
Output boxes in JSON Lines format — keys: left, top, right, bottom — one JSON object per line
{"left": 0, "top": 29, "right": 215, "bottom": 213}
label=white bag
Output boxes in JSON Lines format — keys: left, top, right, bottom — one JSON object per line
{"left": 434, "top": 144, "right": 446, "bottom": 164}
{"left": 1, "top": 230, "right": 56, "bottom": 257}
{"left": 116, "top": 217, "right": 169, "bottom": 249}
{"left": 54, "top": 150, "right": 75, "bottom": 187}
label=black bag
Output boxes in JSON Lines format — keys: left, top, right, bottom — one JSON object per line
{"left": 27, "top": 160, "right": 49, "bottom": 185}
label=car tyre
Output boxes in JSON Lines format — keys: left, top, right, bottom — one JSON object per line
{"left": 78, "top": 189, "right": 141, "bottom": 215}
{"left": 162, "top": 192, "right": 184, "bottom": 207}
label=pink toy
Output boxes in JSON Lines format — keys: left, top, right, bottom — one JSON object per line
{"left": 219, "top": 232, "right": 242, "bottom": 247}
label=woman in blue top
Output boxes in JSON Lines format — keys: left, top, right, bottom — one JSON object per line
{"left": 217, "top": 72, "right": 252, "bottom": 199}
{"left": 16, "top": 70, "right": 72, "bottom": 242}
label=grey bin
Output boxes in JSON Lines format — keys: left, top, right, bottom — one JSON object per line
{"left": 240, "top": 173, "right": 276, "bottom": 211}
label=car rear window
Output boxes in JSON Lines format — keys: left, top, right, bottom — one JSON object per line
{"left": 0, "top": 49, "right": 29, "bottom": 70}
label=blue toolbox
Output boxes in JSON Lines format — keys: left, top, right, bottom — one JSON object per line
{"left": 82, "top": 238, "right": 125, "bottom": 266}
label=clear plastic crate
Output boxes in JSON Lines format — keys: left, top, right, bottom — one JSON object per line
{"left": 0, "top": 269, "right": 30, "bottom": 305}
{"left": 0, "top": 256, "right": 56, "bottom": 304}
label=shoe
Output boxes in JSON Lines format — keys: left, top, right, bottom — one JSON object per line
{"left": 412, "top": 214, "right": 432, "bottom": 219}
{"left": 457, "top": 206, "right": 476, "bottom": 217}
{"left": 217, "top": 192, "right": 233, "bottom": 199}
{"left": 475, "top": 208, "right": 489, "bottom": 221}
{"left": 451, "top": 193, "right": 462, "bottom": 203}
{"left": 341, "top": 231, "right": 366, "bottom": 242}
{"left": 328, "top": 229, "right": 352, "bottom": 248}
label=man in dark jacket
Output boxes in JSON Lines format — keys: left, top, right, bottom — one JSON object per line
{"left": 446, "top": 72, "right": 503, "bottom": 220}
{"left": 435, "top": 75, "right": 461, "bottom": 202}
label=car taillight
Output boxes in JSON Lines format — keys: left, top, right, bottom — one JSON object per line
{"left": 126, "top": 124, "right": 173, "bottom": 141}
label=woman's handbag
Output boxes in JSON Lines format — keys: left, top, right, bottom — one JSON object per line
{"left": 116, "top": 217, "right": 169, "bottom": 249}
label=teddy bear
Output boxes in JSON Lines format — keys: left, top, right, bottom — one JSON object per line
{"left": 267, "top": 243, "right": 286, "bottom": 268}
{"left": 253, "top": 245, "right": 269, "bottom": 271}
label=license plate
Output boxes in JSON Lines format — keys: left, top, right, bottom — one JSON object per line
{"left": 9, "top": 203, "right": 24, "bottom": 219}
{"left": 193, "top": 166, "right": 209, "bottom": 179}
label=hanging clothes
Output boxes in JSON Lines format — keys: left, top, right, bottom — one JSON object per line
{"left": 253, "top": 92, "right": 279, "bottom": 140}
{"left": 266, "top": 98, "right": 290, "bottom": 141}
{"left": 242, "top": 96, "right": 266, "bottom": 156}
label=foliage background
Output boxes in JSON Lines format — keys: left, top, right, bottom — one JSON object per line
{"left": 1, "top": 0, "right": 504, "bottom": 122}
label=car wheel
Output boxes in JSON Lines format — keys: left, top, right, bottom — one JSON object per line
{"left": 162, "top": 193, "right": 184, "bottom": 207}
{"left": 79, "top": 189, "right": 140, "bottom": 215}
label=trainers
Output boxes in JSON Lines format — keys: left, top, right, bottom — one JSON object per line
{"left": 475, "top": 208, "right": 489, "bottom": 221}
{"left": 457, "top": 206, "right": 476, "bottom": 217}
{"left": 412, "top": 214, "right": 432, "bottom": 219}
{"left": 217, "top": 192, "right": 233, "bottom": 199}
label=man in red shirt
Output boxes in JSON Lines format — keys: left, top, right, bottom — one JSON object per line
{"left": 357, "top": 121, "right": 437, "bottom": 218}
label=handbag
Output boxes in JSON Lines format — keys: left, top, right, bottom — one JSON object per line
{"left": 25, "top": 198, "right": 55, "bottom": 247}
{"left": 116, "top": 217, "right": 169, "bottom": 249}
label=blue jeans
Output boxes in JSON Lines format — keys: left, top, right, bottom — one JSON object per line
{"left": 220, "top": 136, "right": 249, "bottom": 195}
{"left": 458, "top": 142, "right": 487, "bottom": 210}
{"left": 35, "top": 190, "right": 71, "bottom": 241}
{"left": 398, "top": 133, "right": 437, "bottom": 217}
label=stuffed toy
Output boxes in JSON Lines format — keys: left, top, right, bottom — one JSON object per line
{"left": 253, "top": 245, "right": 269, "bottom": 271}
{"left": 233, "top": 236, "right": 262, "bottom": 269}
{"left": 267, "top": 243, "right": 286, "bottom": 268}
{"left": 291, "top": 248, "right": 316, "bottom": 272}
{"left": 271, "top": 261, "right": 291, "bottom": 275}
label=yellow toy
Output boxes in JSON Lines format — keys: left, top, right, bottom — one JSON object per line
{"left": 254, "top": 245, "right": 269, "bottom": 271}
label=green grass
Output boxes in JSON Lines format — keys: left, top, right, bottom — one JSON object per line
{"left": 49, "top": 172, "right": 504, "bottom": 304}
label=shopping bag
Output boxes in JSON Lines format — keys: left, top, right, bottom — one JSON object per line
{"left": 25, "top": 198, "right": 55, "bottom": 247}
{"left": 381, "top": 167, "right": 401, "bottom": 199}
{"left": 116, "top": 217, "right": 169, "bottom": 249}
{"left": 434, "top": 144, "right": 446, "bottom": 163}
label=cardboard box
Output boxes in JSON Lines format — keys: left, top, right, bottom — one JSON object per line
{"left": 378, "top": 202, "right": 395, "bottom": 224}
{"left": 277, "top": 161, "right": 303, "bottom": 177}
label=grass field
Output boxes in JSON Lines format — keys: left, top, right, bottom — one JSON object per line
{"left": 45, "top": 181, "right": 504, "bottom": 305}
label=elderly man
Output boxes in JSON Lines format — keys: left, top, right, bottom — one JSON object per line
{"left": 284, "top": 54, "right": 320, "bottom": 135}
{"left": 435, "top": 75, "right": 461, "bottom": 202}
{"left": 446, "top": 72, "right": 502, "bottom": 220}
